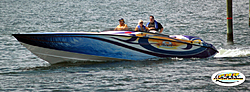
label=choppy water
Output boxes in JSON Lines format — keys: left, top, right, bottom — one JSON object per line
{"left": 1, "top": 0, "right": 250, "bottom": 91}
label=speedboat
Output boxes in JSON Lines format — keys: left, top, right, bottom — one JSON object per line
{"left": 12, "top": 30, "right": 218, "bottom": 64}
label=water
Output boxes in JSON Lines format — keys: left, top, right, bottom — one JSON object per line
{"left": 1, "top": 0, "right": 250, "bottom": 91}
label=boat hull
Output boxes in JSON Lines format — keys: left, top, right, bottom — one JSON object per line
{"left": 20, "top": 42, "right": 127, "bottom": 64}
{"left": 12, "top": 31, "right": 218, "bottom": 64}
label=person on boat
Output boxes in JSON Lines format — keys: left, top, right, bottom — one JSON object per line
{"left": 146, "top": 16, "right": 163, "bottom": 33}
{"left": 114, "top": 18, "right": 128, "bottom": 31}
{"left": 135, "top": 19, "right": 149, "bottom": 32}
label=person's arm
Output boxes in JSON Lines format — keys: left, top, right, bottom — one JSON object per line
{"left": 135, "top": 26, "right": 139, "bottom": 31}
{"left": 145, "top": 27, "right": 150, "bottom": 32}
{"left": 148, "top": 27, "right": 155, "bottom": 30}
{"left": 159, "top": 28, "right": 163, "bottom": 33}
{"left": 158, "top": 23, "right": 163, "bottom": 33}
{"left": 114, "top": 25, "right": 121, "bottom": 31}
{"left": 123, "top": 24, "right": 128, "bottom": 30}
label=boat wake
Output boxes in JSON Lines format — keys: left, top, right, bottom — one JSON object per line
{"left": 215, "top": 48, "right": 250, "bottom": 58}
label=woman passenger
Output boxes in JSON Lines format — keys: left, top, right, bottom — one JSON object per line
{"left": 135, "top": 19, "right": 149, "bottom": 32}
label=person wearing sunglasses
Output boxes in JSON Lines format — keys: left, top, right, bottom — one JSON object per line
{"left": 146, "top": 16, "right": 163, "bottom": 33}
{"left": 114, "top": 18, "right": 128, "bottom": 31}
{"left": 135, "top": 19, "right": 149, "bottom": 32}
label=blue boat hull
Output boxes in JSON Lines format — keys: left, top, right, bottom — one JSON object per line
{"left": 12, "top": 31, "right": 218, "bottom": 64}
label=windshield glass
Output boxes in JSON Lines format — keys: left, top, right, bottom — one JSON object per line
{"left": 103, "top": 28, "right": 136, "bottom": 31}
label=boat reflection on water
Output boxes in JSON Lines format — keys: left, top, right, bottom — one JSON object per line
{"left": 12, "top": 28, "right": 218, "bottom": 64}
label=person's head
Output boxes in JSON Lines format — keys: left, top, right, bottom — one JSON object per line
{"left": 138, "top": 19, "right": 143, "bottom": 26}
{"left": 149, "top": 16, "right": 154, "bottom": 23}
{"left": 118, "top": 18, "right": 125, "bottom": 24}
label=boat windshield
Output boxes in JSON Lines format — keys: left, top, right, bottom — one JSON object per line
{"left": 101, "top": 28, "right": 169, "bottom": 37}
{"left": 103, "top": 28, "right": 135, "bottom": 31}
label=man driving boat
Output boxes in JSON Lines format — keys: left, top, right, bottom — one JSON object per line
{"left": 146, "top": 16, "right": 163, "bottom": 33}
{"left": 114, "top": 18, "right": 128, "bottom": 31}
